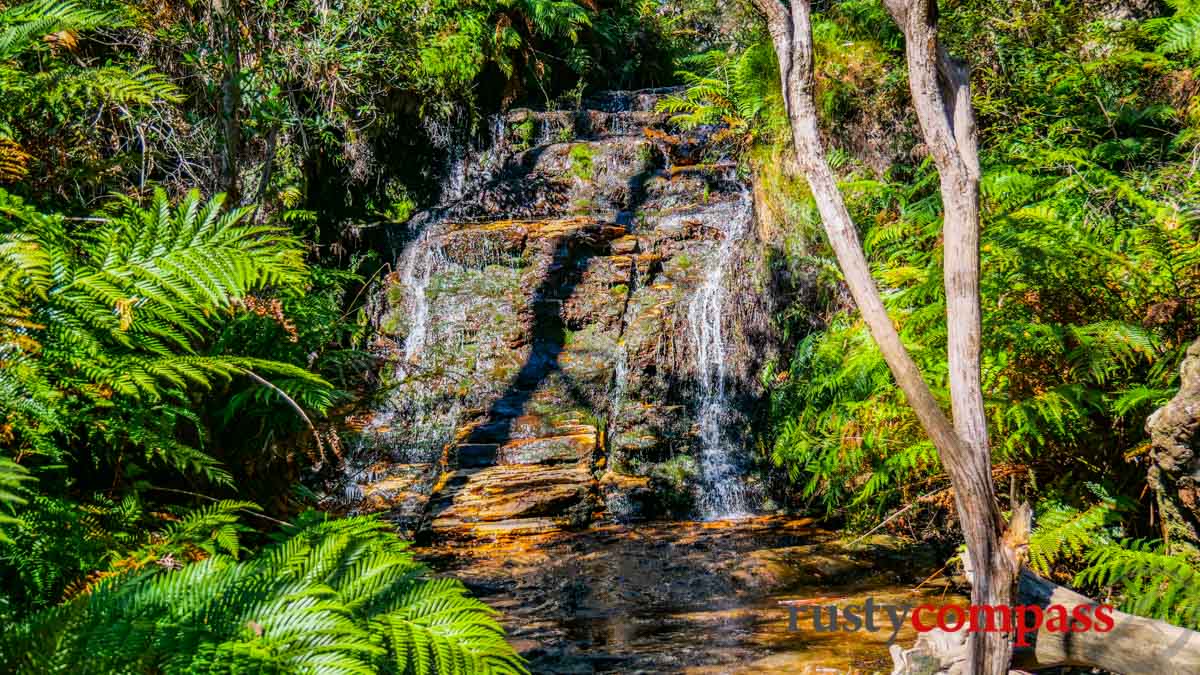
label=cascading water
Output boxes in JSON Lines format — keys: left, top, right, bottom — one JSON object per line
{"left": 399, "top": 232, "right": 438, "bottom": 363}
{"left": 688, "top": 189, "right": 753, "bottom": 520}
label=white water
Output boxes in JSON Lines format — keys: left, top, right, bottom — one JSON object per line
{"left": 400, "top": 232, "right": 439, "bottom": 363}
{"left": 687, "top": 190, "right": 753, "bottom": 520}
{"left": 609, "top": 340, "right": 629, "bottom": 420}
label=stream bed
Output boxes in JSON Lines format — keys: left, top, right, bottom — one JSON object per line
{"left": 418, "top": 516, "right": 954, "bottom": 673}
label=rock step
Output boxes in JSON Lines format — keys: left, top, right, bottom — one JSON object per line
{"left": 426, "top": 464, "right": 599, "bottom": 540}
{"left": 454, "top": 429, "right": 596, "bottom": 468}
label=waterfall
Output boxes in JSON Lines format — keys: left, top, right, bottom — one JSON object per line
{"left": 688, "top": 190, "right": 752, "bottom": 520}
{"left": 400, "top": 232, "right": 438, "bottom": 363}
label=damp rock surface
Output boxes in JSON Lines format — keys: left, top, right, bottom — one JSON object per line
{"left": 333, "top": 88, "right": 779, "bottom": 537}
{"left": 415, "top": 517, "right": 954, "bottom": 673}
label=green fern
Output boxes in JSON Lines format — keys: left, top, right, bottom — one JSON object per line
{"left": 1150, "top": 0, "right": 1200, "bottom": 57}
{"left": 0, "top": 0, "right": 118, "bottom": 59}
{"left": 0, "top": 455, "right": 32, "bottom": 543}
{"left": 1028, "top": 487, "right": 1131, "bottom": 576}
{"left": 4, "top": 515, "right": 529, "bottom": 674}
{"left": 1, "top": 187, "right": 332, "bottom": 483}
{"left": 1076, "top": 539, "right": 1200, "bottom": 629}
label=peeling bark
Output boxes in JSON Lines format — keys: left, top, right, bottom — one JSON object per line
{"left": 1147, "top": 337, "right": 1200, "bottom": 558}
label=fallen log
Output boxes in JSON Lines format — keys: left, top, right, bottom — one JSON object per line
{"left": 890, "top": 569, "right": 1200, "bottom": 674}
{"left": 1011, "top": 569, "right": 1200, "bottom": 673}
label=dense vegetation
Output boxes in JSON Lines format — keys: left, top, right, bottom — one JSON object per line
{"left": 662, "top": 0, "right": 1200, "bottom": 629}
{"left": 0, "top": 0, "right": 699, "bottom": 667}
{"left": 4, "top": 0, "right": 1200, "bottom": 668}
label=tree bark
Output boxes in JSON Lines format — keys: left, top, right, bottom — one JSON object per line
{"left": 1146, "top": 337, "right": 1200, "bottom": 558}
{"left": 219, "top": 0, "right": 242, "bottom": 203}
{"left": 748, "top": 1, "right": 1019, "bottom": 673}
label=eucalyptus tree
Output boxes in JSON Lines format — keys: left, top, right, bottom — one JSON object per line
{"left": 747, "top": 0, "right": 1200, "bottom": 672}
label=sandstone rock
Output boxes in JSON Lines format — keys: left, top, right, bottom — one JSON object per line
{"left": 495, "top": 431, "right": 597, "bottom": 465}
{"left": 427, "top": 464, "right": 598, "bottom": 538}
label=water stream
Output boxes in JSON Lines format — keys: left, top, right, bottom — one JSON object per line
{"left": 688, "top": 189, "right": 753, "bottom": 520}
{"left": 399, "top": 231, "right": 439, "bottom": 364}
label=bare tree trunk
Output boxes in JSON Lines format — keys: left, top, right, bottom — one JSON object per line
{"left": 748, "top": 1, "right": 1020, "bottom": 673}
{"left": 218, "top": 0, "right": 242, "bottom": 202}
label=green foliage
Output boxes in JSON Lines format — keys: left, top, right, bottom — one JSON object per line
{"left": 4, "top": 515, "right": 528, "bottom": 674}
{"left": 1152, "top": 0, "right": 1200, "bottom": 58}
{"left": 0, "top": 495, "right": 256, "bottom": 614}
{"left": 0, "top": 187, "right": 333, "bottom": 486}
{"left": 1027, "top": 485, "right": 1132, "bottom": 576}
{"left": 0, "top": 457, "right": 32, "bottom": 543}
{"left": 0, "top": 0, "right": 116, "bottom": 60}
{"left": 1077, "top": 539, "right": 1200, "bottom": 629}
{"left": 762, "top": 0, "right": 1200, "bottom": 524}
{"left": 0, "top": 0, "right": 180, "bottom": 194}
{"left": 657, "top": 45, "right": 783, "bottom": 148}
{"left": 568, "top": 143, "right": 595, "bottom": 180}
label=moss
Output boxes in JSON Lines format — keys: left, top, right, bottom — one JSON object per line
{"left": 675, "top": 253, "right": 692, "bottom": 270}
{"left": 569, "top": 143, "right": 595, "bottom": 180}
{"left": 556, "top": 125, "right": 574, "bottom": 143}
{"left": 611, "top": 283, "right": 629, "bottom": 297}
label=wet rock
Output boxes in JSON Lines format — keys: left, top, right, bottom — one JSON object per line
{"left": 730, "top": 535, "right": 927, "bottom": 594}
{"left": 428, "top": 464, "right": 599, "bottom": 538}
{"left": 495, "top": 431, "right": 597, "bottom": 465}
{"left": 334, "top": 86, "right": 780, "bottom": 543}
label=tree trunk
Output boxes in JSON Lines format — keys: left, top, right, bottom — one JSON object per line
{"left": 219, "top": 0, "right": 242, "bottom": 202}
{"left": 748, "top": 1, "right": 1020, "bottom": 673}
{"left": 1146, "top": 337, "right": 1200, "bottom": 558}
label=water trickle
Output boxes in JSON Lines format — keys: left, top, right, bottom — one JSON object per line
{"left": 399, "top": 232, "right": 439, "bottom": 363}
{"left": 609, "top": 340, "right": 629, "bottom": 420}
{"left": 688, "top": 189, "right": 753, "bottom": 520}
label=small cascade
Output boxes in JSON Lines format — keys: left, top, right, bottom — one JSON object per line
{"left": 399, "top": 232, "right": 439, "bottom": 364}
{"left": 688, "top": 189, "right": 753, "bottom": 520}
{"left": 608, "top": 340, "right": 629, "bottom": 421}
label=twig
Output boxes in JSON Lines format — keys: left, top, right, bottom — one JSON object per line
{"left": 242, "top": 369, "right": 324, "bottom": 456}
{"left": 911, "top": 558, "right": 954, "bottom": 593}
{"left": 143, "top": 486, "right": 293, "bottom": 528}
{"left": 847, "top": 502, "right": 916, "bottom": 546}
{"left": 338, "top": 262, "right": 391, "bottom": 321}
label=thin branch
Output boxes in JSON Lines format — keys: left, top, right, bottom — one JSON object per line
{"left": 241, "top": 369, "right": 324, "bottom": 455}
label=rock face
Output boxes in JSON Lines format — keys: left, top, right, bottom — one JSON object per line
{"left": 331, "top": 89, "right": 778, "bottom": 541}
